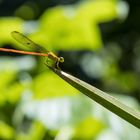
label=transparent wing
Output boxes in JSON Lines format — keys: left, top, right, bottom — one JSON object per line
{"left": 11, "top": 31, "right": 49, "bottom": 53}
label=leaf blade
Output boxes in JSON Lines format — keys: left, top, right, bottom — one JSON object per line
{"left": 48, "top": 67, "right": 140, "bottom": 129}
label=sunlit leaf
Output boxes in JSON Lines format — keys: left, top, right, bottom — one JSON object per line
{"left": 32, "top": 71, "right": 78, "bottom": 99}
{"left": 0, "top": 17, "right": 23, "bottom": 45}
{"left": 34, "top": 0, "right": 121, "bottom": 51}
{"left": 0, "top": 121, "right": 15, "bottom": 139}
{"left": 73, "top": 117, "right": 104, "bottom": 139}
{"left": 0, "top": 71, "right": 16, "bottom": 89}
{"left": 6, "top": 82, "right": 24, "bottom": 104}
{"left": 77, "top": 0, "right": 119, "bottom": 22}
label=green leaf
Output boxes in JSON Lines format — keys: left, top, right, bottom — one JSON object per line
{"left": 34, "top": 0, "right": 120, "bottom": 51}
{"left": 6, "top": 82, "right": 24, "bottom": 104}
{"left": 0, "top": 121, "right": 15, "bottom": 139}
{"left": 48, "top": 67, "right": 140, "bottom": 129}
{"left": 73, "top": 117, "right": 104, "bottom": 139}
{"left": 0, "top": 17, "right": 23, "bottom": 46}
{"left": 32, "top": 71, "right": 78, "bottom": 99}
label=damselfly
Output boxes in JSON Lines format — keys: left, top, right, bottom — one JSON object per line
{"left": 0, "top": 31, "right": 64, "bottom": 69}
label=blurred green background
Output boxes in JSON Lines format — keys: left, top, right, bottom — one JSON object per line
{"left": 0, "top": 0, "right": 140, "bottom": 139}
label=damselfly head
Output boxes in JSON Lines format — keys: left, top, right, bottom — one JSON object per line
{"left": 59, "top": 57, "right": 64, "bottom": 63}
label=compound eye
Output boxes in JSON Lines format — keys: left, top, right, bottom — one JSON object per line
{"left": 60, "top": 57, "right": 64, "bottom": 63}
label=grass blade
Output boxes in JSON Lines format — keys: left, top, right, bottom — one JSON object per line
{"left": 48, "top": 67, "right": 140, "bottom": 129}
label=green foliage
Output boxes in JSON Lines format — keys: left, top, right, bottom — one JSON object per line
{"left": 0, "top": 18, "right": 23, "bottom": 46}
{"left": 6, "top": 82, "right": 24, "bottom": 104}
{"left": 32, "top": 71, "right": 78, "bottom": 99}
{"left": 0, "top": 70, "right": 25, "bottom": 106}
{"left": 0, "top": 121, "right": 15, "bottom": 139}
{"left": 32, "top": 0, "right": 119, "bottom": 50}
{"left": 0, "top": 0, "right": 139, "bottom": 140}
{"left": 0, "top": 0, "right": 120, "bottom": 52}
{"left": 104, "top": 66, "right": 139, "bottom": 93}
{"left": 16, "top": 121, "right": 46, "bottom": 140}
{"left": 73, "top": 117, "right": 104, "bottom": 139}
